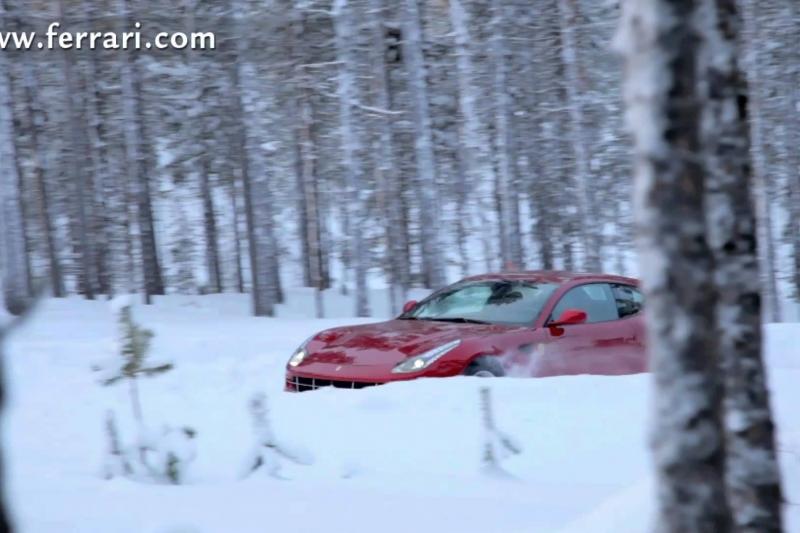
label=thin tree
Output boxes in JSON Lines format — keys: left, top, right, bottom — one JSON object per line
{"left": 333, "top": 0, "right": 369, "bottom": 317}
{"left": 401, "top": 0, "right": 446, "bottom": 289}
{"left": 0, "top": 10, "right": 28, "bottom": 316}
{"left": 618, "top": 0, "right": 732, "bottom": 531}
{"left": 739, "top": 0, "right": 780, "bottom": 323}
{"left": 704, "top": 0, "right": 784, "bottom": 530}
{"left": 557, "top": 0, "right": 600, "bottom": 272}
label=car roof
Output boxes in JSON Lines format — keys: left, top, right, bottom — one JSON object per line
{"left": 459, "top": 270, "right": 639, "bottom": 286}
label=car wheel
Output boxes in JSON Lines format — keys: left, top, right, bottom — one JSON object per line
{"left": 464, "top": 356, "right": 505, "bottom": 378}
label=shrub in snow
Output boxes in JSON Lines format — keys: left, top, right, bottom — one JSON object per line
{"left": 102, "top": 410, "right": 132, "bottom": 479}
{"left": 479, "top": 387, "right": 522, "bottom": 475}
{"left": 100, "top": 296, "right": 173, "bottom": 424}
{"left": 102, "top": 411, "right": 198, "bottom": 484}
{"left": 99, "top": 298, "right": 198, "bottom": 484}
{"left": 243, "top": 394, "right": 312, "bottom": 479}
{"left": 142, "top": 425, "right": 198, "bottom": 484}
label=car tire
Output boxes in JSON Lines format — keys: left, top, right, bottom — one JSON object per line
{"left": 464, "top": 356, "right": 505, "bottom": 378}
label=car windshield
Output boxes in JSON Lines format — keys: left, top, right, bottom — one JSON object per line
{"left": 403, "top": 280, "right": 558, "bottom": 326}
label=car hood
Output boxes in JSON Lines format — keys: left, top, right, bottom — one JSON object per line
{"left": 304, "top": 318, "right": 515, "bottom": 367}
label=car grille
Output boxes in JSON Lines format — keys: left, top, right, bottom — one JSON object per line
{"left": 287, "top": 375, "right": 381, "bottom": 392}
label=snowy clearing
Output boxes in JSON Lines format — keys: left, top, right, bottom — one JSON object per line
{"left": 5, "top": 295, "right": 799, "bottom": 532}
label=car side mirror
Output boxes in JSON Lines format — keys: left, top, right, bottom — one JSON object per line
{"left": 550, "top": 308, "right": 588, "bottom": 327}
{"left": 402, "top": 300, "right": 418, "bottom": 314}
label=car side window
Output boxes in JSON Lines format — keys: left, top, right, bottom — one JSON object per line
{"left": 550, "top": 283, "right": 619, "bottom": 324}
{"left": 611, "top": 284, "right": 644, "bottom": 318}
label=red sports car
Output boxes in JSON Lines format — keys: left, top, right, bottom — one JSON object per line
{"left": 285, "top": 271, "right": 647, "bottom": 392}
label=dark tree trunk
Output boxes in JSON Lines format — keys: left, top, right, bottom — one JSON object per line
{"left": 199, "top": 140, "right": 222, "bottom": 294}
{"left": 705, "top": 0, "right": 784, "bottom": 530}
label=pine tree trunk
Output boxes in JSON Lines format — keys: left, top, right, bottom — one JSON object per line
{"left": 18, "top": 55, "right": 63, "bottom": 298}
{"left": 557, "top": 0, "right": 600, "bottom": 272}
{"left": 0, "top": 26, "right": 29, "bottom": 315}
{"left": 619, "top": 0, "right": 732, "bottom": 530}
{"left": 402, "top": 0, "right": 446, "bottom": 289}
{"left": 705, "top": 2, "right": 785, "bottom": 530}
{"left": 59, "top": 0, "right": 96, "bottom": 300}
{"left": 199, "top": 142, "right": 222, "bottom": 293}
{"left": 117, "top": 0, "right": 164, "bottom": 303}
{"left": 369, "top": 0, "right": 407, "bottom": 312}
{"left": 231, "top": 2, "right": 279, "bottom": 316}
{"left": 490, "top": 0, "right": 523, "bottom": 269}
{"left": 333, "top": 0, "right": 369, "bottom": 317}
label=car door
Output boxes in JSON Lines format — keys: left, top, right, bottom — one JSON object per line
{"left": 609, "top": 283, "right": 647, "bottom": 373}
{"left": 535, "top": 283, "right": 633, "bottom": 376}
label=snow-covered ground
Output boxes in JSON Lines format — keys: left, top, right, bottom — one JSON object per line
{"left": 4, "top": 294, "right": 799, "bottom": 532}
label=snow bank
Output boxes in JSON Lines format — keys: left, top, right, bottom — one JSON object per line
{"left": 4, "top": 295, "right": 799, "bottom": 532}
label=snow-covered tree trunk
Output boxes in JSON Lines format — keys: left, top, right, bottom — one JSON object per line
{"left": 199, "top": 135, "right": 222, "bottom": 294}
{"left": 59, "top": 0, "right": 96, "bottom": 300}
{"left": 369, "top": 0, "right": 407, "bottom": 313}
{"left": 617, "top": 0, "right": 732, "bottom": 530}
{"left": 704, "top": 2, "right": 785, "bottom": 530}
{"left": 557, "top": 0, "right": 600, "bottom": 272}
{"left": 489, "top": 0, "right": 523, "bottom": 269}
{"left": 333, "top": 0, "right": 369, "bottom": 318}
{"left": 117, "top": 0, "right": 164, "bottom": 304}
{"left": 740, "top": 0, "right": 780, "bottom": 323}
{"left": 0, "top": 18, "right": 29, "bottom": 315}
{"left": 401, "top": 0, "right": 446, "bottom": 289}
{"left": 232, "top": 0, "right": 280, "bottom": 316}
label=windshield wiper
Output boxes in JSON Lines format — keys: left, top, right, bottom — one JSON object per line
{"left": 426, "top": 317, "right": 492, "bottom": 325}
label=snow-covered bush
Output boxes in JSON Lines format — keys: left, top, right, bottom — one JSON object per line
{"left": 243, "top": 393, "right": 312, "bottom": 479}
{"left": 98, "top": 297, "right": 198, "bottom": 484}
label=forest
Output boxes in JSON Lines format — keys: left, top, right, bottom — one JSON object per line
{"left": 0, "top": 0, "right": 797, "bottom": 319}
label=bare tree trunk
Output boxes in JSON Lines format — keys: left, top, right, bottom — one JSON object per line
{"left": 0, "top": 22, "right": 28, "bottom": 315}
{"left": 740, "top": 0, "right": 780, "bottom": 323}
{"left": 59, "top": 0, "right": 96, "bottom": 300}
{"left": 619, "top": 0, "right": 732, "bottom": 531}
{"left": 333, "top": 0, "right": 369, "bottom": 317}
{"left": 705, "top": 3, "right": 785, "bottom": 530}
{"left": 117, "top": 0, "right": 164, "bottom": 304}
{"left": 199, "top": 133, "right": 222, "bottom": 293}
{"left": 489, "top": 0, "right": 523, "bottom": 269}
{"left": 287, "top": 8, "right": 326, "bottom": 317}
{"left": 231, "top": 0, "right": 279, "bottom": 316}
{"left": 18, "top": 55, "right": 63, "bottom": 298}
{"left": 402, "top": 0, "right": 446, "bottom": 289}
{"left": 227, "top": 165, "right": 246, "bottom": 294}
{"left": 557, "top": 0, "right": 600, "bottom": 272}
{"left": 369, "top": 0, "right": 407, "bottom": 313}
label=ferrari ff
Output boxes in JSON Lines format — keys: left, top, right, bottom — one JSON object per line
{"left": 285, "top": 271, "right": 646, "bottom": 392}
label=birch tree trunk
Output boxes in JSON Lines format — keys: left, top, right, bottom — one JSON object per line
{"left": 402, "top": 0, "right": 446, "bottom": 289}
{"left": 705, "top": 3, "right": 785, "bottom": 530}
{"left": 557, "top": 0, "right": 600, "bottom": 272}
{"left": 618, "top": 0, "right": 732, "bottom": 530}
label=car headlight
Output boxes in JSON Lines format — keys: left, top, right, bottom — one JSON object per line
{"left": 392, "top": 339, "right": 461, "bottom": 374}
{"left": 288, "top": 348, "right": 306, "bottom": 367}
{"left": 288, "top": 337, "right": 313, "bottom": 368}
